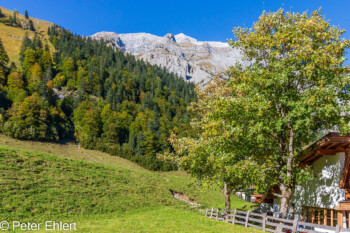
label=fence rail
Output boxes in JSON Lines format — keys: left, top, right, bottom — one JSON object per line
{"left": 205, "top": 208, "right": 350, "bottom": 233}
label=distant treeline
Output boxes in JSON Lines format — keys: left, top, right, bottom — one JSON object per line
{"left": 0, "top": 25, "right": 196, "bottom": 171}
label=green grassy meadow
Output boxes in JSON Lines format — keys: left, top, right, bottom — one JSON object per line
{"left": 71, "top": 207, "right": 262, "bottom": 233}
{"left": 0, "top": 135, "right": 259, "bottom": 232}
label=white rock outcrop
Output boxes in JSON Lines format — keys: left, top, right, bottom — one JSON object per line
{"left": 91, "top": 31, "right": 244, "bottom": 84}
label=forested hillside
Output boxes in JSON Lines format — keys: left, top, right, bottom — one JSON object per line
{"left": 0, "top": 10, "right": 196, "bottom": 171}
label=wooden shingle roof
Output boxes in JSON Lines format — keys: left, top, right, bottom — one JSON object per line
{"left": 300, "top": 132, "right": 350, "bottom": 165}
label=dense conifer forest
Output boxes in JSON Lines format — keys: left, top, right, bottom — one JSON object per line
{"left": 0, "top": 23, "right": 196, "bottom": 171}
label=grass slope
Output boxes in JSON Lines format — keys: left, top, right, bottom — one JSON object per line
{"left": 0, "top": 6, "right": 53, "bottom": 65}
{"left": 0, "top": 140, "right": 259, "bottom": 232}
{"left": 0, "top": 134, "right": 146, "bottom": 171}
{"left": 70, "top": 207, "right": 262, "bottom": 233}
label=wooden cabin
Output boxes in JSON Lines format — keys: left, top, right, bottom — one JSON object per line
{"left": 266, "top": 133, "right": 350, "bottom": 228}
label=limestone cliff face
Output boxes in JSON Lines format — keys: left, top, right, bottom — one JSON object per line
{"left": 91, "top": 31, "right": 243, "bottom": 84}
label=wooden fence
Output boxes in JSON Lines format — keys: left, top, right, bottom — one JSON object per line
{"left": 205, "top": 208, "right": 350, "bottom": 233}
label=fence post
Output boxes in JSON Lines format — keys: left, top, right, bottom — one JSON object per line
{"left": 292, "top": 218, "right": 298, "bottom": 233}
{"left": 205, "top": 208, "right": 208, "bottom": 217}
{"left": 224, "top": 209, "right": 229, "bottom": 222}
{"left": 245, "top": 211, "right": 250, "bottom": 227}
{"left": 262, "top": 213, "right": 267, "bottom": 231}
{"left": 232, "top": 209, "right": 237, "bottom": 224}
{"left": 210, "top": 208, "right": 214, "bottom": 218}
{"left": 216, "top": 209, "right": 219, "bottom": 220}
{"left": 276, "top": 223, "right": 283, "bottom": 233}
{"left": 225, "top": 210, "right": 232, "bottom": 222}
{"left": 336, "top": 225, "right": 341, "bottom": 233}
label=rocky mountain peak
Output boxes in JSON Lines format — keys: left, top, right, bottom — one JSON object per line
{"left": 91, "top": 31, "right": 244, "bottom": 85}
{"left": 174, "top": 33, "right": 198, "bottom": 44}
{"left": 164, "top": 33, "right": 176, "bottom": 43}
{"left": 91, "top": 31, "right": 118, "bottom": 40}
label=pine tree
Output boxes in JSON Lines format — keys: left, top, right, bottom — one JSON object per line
{"left": 10, "top": 62, "right": 17, "bottom": 73}
{"left": 149, "top": 105, "right": 160, "bottom": 134}
{"left": 128, "top": 131, "right": 136, "bottom": 151}
{"left": 40, "top": 67, "right": 53, "bottom": 100}
{"left": 29, "top": 20, "right": 35, "bottom": 31}
{"left": 135, "top": 132, "right": 145, "bottom": 155}
{"left": 19, "top": 32, "right": 31, "bottom": 63}
{"left": 32, "top": 34, "right": 42, "bottom": 49}
{"left": 0, "top": 38, "right": 9, "bottom": 66}
{"left": 0, "top": 8, "right": 4, "bottom": 18}
{"left": 8, "top": 15, "right": 13, "bottom": 26}
{"left": 0, "top": 66, "right": 5, "bottom": 87}
{"left": 42, "top": 66, "right": 53, "bottom": 83}
{"left": 22, "top": 48, "right": 36, "bottom": 76}
{"left": 0, "top": 38, "right": 8, "bottom": 88}
{"left": 25, "top": 10, "right": 29, "bottom": 19}
{"left": 13, "top": 10, "right": 18, "bottom": 26}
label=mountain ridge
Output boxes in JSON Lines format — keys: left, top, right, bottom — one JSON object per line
{"left": 91, "top": 31, "right": 244, "bottom": 84}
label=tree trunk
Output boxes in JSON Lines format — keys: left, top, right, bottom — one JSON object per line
{"left": 279, "top": 126, "right": 294, "bottom": 218}
{"left": 279, "top": 183, "right": 291, "bottom": 218}
{"left": 224, "top": 182, "right": 231, "bottom": 214}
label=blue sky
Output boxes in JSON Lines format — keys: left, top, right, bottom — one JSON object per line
{"left": 1, "top": 0, "right": 350, "bottom": 43}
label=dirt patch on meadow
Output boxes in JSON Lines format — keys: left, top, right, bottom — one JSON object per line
{"left": 170, "top": 189, "right": 200, "bottom": 206}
